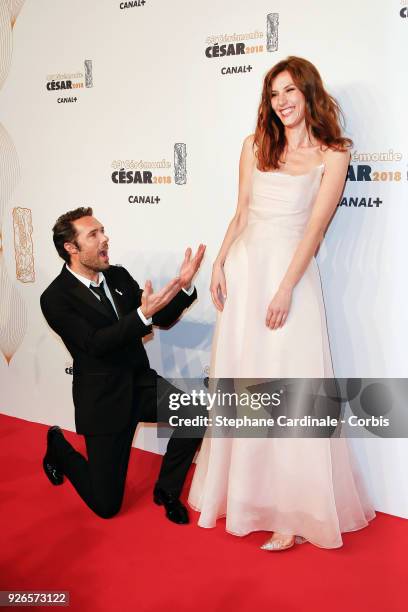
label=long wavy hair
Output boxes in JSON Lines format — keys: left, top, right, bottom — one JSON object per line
{"left": 254, "top": 56, "right": 353, "bottom": 171}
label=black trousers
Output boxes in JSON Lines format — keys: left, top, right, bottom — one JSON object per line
{"left": 52, "top": 375, "right": 202, "bottom": 518}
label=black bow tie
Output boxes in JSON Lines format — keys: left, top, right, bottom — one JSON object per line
{"left": 90, "top": 280, "right": 118, "bottom": 321}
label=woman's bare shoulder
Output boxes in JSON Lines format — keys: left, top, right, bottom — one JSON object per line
{"left": 238, "top": 134, "right": 257, "bottom": 173}
{"left": 243, "top": 133, "right": 256, "bottom": 148}
{"left": 322, "top": 145, "right": 351, "bottom": 169}
{"left": 242, "top": 134, "right": 257, "bottom": 162}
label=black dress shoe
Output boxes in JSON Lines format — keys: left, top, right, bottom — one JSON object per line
{"left": 43, "top": 426, "right": 64, "bottom": 486}
{"left": 153, "top": 487, "right": 189, "bottom": 524}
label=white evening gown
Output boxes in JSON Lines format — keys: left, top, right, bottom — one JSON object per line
{"left": 188, "top": 162, "right": 376, "bottom": 548}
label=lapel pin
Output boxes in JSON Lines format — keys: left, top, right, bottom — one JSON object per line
{"left": 115, "top": 289, "right": 123, "bottom": 295}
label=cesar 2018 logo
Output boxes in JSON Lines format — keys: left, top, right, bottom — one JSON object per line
{"left": 111, "top": 144, "right": 187, "bottom": 204}
{"left": 45, "top": 60, "right": 93, "bottom": 103}
{"left": 204, "top": 14, "right": 279, "bottom": 76}
{"left": 338, "top": 148, "right": 406, "bottom": 209}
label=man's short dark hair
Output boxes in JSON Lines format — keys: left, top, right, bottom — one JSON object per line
{"left": 52, "top": 207, "right": 93, "bottom": 264}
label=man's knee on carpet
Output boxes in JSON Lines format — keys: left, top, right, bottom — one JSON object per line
{"left": 90, "top": 484, "right": 124, "bottom": 519}
{"left": 92, "top": 497, "right": 123, "bottom": 519}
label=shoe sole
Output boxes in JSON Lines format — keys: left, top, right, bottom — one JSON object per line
{"left": 260, "top": 541, "right": 295, "bottom": 552}
{"left": 42, "top": 458, "right": 64, "bottom": 486}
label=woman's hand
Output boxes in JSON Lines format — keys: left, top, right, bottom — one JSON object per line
{"left": 210, "top": 261, "right": 227, "bottom": 311}
{"left": 266, "top": 286, "right": 292, "bottom": 329}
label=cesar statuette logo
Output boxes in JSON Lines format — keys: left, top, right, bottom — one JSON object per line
{"left": 205, "top": 14, "right": 279, "bottom": 77}
{"left": 111, "top": 143, "right": 187, "bottom": 205}
{"left": 45, "top": 60, "right": 93, "bottom": 104}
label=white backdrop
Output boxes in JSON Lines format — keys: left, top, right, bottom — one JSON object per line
{"left": 1, "top": 0, "right": 407, "bottom": 518}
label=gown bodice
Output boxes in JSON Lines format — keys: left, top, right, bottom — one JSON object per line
{"left": 248, "top": 164, "right": 325, "bottom": 237}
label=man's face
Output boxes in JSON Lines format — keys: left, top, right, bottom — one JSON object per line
{"left": 66, "top": 216, "right": 110, "bottom": 271}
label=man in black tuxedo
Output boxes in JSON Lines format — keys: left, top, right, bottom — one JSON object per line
{"left": 40, "top": 206, "right": 205, "bottom": 522}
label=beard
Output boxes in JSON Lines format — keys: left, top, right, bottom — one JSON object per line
{"left": 78, "top": 247, "right": 110, "bottom": 272}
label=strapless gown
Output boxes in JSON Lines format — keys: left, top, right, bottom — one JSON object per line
{"left": 188, "top": 163, "right": 376, "bottom": 548}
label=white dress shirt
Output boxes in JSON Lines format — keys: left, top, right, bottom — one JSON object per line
{"left": 65, "top": 264, "right": 194, "bottom": 326}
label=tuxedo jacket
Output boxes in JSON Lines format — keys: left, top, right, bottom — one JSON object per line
{"left": 40, "top": 264, "right": 197, "bottom": 435}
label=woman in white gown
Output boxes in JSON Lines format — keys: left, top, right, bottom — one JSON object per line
{"left": 188, "top": 56, "right": 376, "bottom": 550}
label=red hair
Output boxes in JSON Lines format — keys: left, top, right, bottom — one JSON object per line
{"left": 254, "top": 56, "right": 353, "bottom": 171}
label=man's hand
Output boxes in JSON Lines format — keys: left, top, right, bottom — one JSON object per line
{"left": 140, "top": 278, "right": 182, "bottom": 319}
{"left": 179, "top": 244, "right": 206, "bottom": 289}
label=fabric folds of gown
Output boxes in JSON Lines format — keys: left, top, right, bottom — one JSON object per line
{"left": 188, "top": 163, "right": 376, "bottom": 548}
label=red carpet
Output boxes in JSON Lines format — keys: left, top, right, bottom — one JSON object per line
{"left": 0, "top": 414, "right": 406, "bottom": 612}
